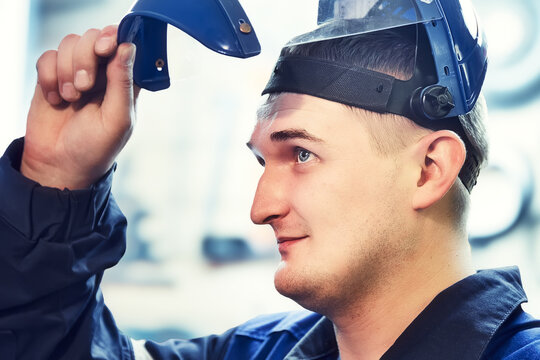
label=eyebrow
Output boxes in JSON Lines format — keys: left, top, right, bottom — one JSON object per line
{"left": 270, "top": 129, "right": 324, "bottom": 143}
{"left": 246, "top": 128, "right": 324, "bottom": 150}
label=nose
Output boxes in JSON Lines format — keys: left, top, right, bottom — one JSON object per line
{"left": 250, "top": 168, "right": 290, "bottom": 225}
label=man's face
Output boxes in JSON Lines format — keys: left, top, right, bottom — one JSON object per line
{"left": 248, "top": 93, "right": 417, "bottom": 315}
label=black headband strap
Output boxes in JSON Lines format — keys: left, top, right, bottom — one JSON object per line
{"left": 262, "top": 56, "right": 396, "bottom": 114}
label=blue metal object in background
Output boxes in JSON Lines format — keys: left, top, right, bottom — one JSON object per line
{"left": 118, "top": 0, "right": 261, "bottom": 91}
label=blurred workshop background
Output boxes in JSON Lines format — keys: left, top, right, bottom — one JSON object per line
{"left": 1, "top": 0, "right": 540, "bottom": 341}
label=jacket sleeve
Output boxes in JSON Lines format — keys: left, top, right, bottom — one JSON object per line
{"left": 0, "top": 139, "right": 251, "bottom": 360}
{"left": 0, "top": 138, "right": 132, "bottom": 360}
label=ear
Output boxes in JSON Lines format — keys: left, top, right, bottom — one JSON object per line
{"left": 411, "top": 130, "right": 466, "bottom": 210}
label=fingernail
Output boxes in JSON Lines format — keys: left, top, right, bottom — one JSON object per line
{"left": 74, "top": 70, "right": 90, "bottom": 89}
{"left": 96, "top": 37, "right": 112, "bottom": 53}
{"left": 121, "top": 44, "right": 136, "bottom": 66}
{"left": 62, "top": 82, "right": 79, "bottom": 99}
{"left": 47, "top": 91, "right": 62, "bottom": 104}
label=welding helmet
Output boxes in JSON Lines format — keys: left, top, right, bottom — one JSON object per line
{"left": 117, "top": 0, "right": 261, "bottom": 91}
{"left": 263, "top": 0, "right": 488, "bottom": 124}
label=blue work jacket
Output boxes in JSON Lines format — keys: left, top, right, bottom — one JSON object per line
{"left": 1, "top": 138, "right": 540, "bottom": 360}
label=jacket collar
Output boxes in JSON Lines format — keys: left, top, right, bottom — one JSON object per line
{"left": 285, "top": 267, "right": 527, "bottom": 360}
{"left": 284, "top": 316, "right": 338, "bottom": 360}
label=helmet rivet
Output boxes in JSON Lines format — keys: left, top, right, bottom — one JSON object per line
{"left": 155, "top": 58, "right": 165, "bottom": 72}
{"left": 239, "top": 22, "right": 252, "bottom": 34}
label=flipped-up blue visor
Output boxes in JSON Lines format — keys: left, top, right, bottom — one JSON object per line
{"left": 118, "top": 0, "right": 261, "bottom": 91}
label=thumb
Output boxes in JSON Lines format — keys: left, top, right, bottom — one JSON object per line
{"left": 101, "top": 42, "right": 136, "bottom": 130}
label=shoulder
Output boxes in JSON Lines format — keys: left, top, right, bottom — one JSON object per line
{"left": 142, "top": 311, "right": 323, "bottom": 360}
{"left": 483, "top": 307, "right": 540, "bottom": 359}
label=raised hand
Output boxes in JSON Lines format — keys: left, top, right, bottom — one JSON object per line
{"left": 21, "top": 25, "right": 139, "bottom": 190}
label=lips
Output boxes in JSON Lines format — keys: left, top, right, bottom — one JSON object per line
{"left": 277, "top": 236, "right": 308, "bottom": 244}
{"left": 277, "top": 236, "right": 308, "bottom": 254}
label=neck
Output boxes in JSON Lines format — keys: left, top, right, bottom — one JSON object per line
{"left": 331, "top": 233, "right": 474, "bottom": 360}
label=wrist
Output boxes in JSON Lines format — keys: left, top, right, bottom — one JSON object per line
{"left": 20, "top": 152, "right": 94, "bottom": 190}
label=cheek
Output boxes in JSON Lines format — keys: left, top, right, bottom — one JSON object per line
{"left": 288, "top": 169, "right": 366, "bottom": 235}
{"left": 296, "top": 162, "right": 399, "bottom": 233}
{"left": 320, "top": 163, "right": 381, "bottom": 209}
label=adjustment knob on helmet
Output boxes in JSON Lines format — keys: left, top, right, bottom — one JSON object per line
{"left": 416, "top": 85, "right": 456, "bottom": 119}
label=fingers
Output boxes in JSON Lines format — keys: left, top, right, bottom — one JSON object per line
{"left": 72, "top": 29, "right": 100, "bottom": 92}
{"left": 57, "top": 34, "right": 81, "bottom": 101}
{"left": 102, "top": 42, "right": 137, "bottom": 132}
{"left": 36, "top": 25, "right": 121, "bottom": 105}
{"left": 95, "top": 25, "right": 118, "bottom": 57}
{"left": 36, "top": 50, "right": 62, "bottom": 105}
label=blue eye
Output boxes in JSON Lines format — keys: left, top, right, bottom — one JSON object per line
{"left": 296, "top": 148, "right": 313, "bottom": 163}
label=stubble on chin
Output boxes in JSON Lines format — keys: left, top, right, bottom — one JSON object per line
{"left": 273, "top": 259, "right": 370, "bottom": 316}
{"left": 273, "top": 261, "right": 328, "bottom": 312}
{"left": 273, "top": 231, "right": 416, "bottom": 319}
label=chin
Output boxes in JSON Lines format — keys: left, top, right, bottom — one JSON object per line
{"left": 274, "top": 262, "right": 330, "bottom": 314}
{"left": 274, "top": 259, "right": 375, "bottom": 317}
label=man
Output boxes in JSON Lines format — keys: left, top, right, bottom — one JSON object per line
{"left": 0, "top": 1, "right": 539, "bottom": 360}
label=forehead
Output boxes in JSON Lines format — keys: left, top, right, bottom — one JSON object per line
{"left": 251, "top": 93, "right": 367, "bottom": 144}
{"left": 257, "top": 93, "right": 344, "bottom": 120}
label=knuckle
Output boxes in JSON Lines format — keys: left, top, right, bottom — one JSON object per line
{"left": 100, "top": 24, "right": 118, "bottom": 37}
{"left": 36, "top": 52, "right": 58, "bottom": 87}
{"left": 59, "top": 33, "right": 80, "bottom": 48}
{"left": 36, "top": 50, "right": 57, "bottom": 69}
{"left": 85, "top": 28, "right": 100, "bottom": 36}
{"left": 65, "top": 33, "right": 80, "bottom": 41}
